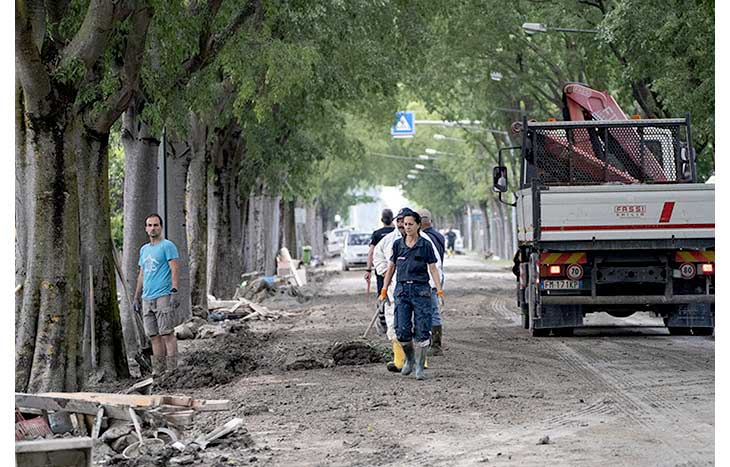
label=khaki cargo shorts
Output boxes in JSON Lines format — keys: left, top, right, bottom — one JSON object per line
{"left": 142, "top": 295, "right": 181, "bottom": 336}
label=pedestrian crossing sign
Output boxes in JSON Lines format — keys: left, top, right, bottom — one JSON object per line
{"left": 391, "top": 111, "right": 415, "bottom": 138}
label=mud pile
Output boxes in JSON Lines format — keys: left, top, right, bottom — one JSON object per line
{"left": 158, "top": 324, "right": 263, "bottom": 389}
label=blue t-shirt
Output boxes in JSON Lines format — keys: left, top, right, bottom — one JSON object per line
{"left": 138, "top": 239, "right": 179, "bottom": 299}
{"left": 390, "top": 236, "right": 437, "bottom": 283}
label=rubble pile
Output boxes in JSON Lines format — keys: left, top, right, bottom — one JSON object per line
{"left": 15, "top": 387, "right": 249, "bottom": 465}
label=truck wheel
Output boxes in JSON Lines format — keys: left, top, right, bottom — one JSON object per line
{"left": 667, "top": 327, "right": 691, "bottom": 336}
{"left": 531, "top": 328, "right": 550, "bottom": 337}
{"left": 521, "top": 303, "right": 530, "bottom": 329}
{"left": 691, "top": 327, "right": 714, "bottom": 336}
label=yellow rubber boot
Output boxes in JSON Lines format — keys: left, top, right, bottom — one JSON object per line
{"left": 386, "top": 339, "right": 405, "bottom": 372}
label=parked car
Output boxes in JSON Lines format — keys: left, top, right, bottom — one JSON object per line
{"left": 341, "top": 232, "right": 372, "bottom": 270}
{"left": 440, "top": 228, "right": 464, "bottom": 254}
{"left": 327, "top": 227, "right": 352, "bottom": 256}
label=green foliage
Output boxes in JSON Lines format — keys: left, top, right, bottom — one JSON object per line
{"left": 602, "top": 0, "right": 715, "bottom": 178}
{"left": 108, "top": 130, "right": 125, "bottom": 249}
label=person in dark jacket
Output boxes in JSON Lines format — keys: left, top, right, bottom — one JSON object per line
{"left": 380, "top": 208, "right": 443, "bottom": 380}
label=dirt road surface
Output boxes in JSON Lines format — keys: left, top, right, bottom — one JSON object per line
{"left": 123, "top": 253, "right": 715, "bottom": 466}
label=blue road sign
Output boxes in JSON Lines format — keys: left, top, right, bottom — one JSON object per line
{"left": 391, "top": 111, "right": 415, "bottom": 137}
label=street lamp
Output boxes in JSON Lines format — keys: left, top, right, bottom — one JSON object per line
{"left": 407, "top": 174, "right": 417, "bottom": 180}
{"left": 522, "top": 22, "right": 598, "bottom": 35}
{"left": 425, "top": 148, "right": 456, "bottom": 156}
{"left": 414, "top": 164, "right": 426, "bottom": 170}
{"left": 490, "top": 71, "right": 503, "bottom": 81}
{"left": 434, "top": 134, "right": 466, "bottom": 142}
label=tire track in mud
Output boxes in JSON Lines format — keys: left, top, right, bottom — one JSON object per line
{"left": 468, "top": 290, "right": 712, "bottom": 465}
{"left": 539, "top": 341, "right": 711, "bottom": 466}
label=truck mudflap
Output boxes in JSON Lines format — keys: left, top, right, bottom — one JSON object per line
{"left": 664, "top": 304, "right": 714, "bottom": 331}
{"left": 532, "top": 304, "right": 583, "bottom": 330}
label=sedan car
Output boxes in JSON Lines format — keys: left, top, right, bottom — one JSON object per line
{"left": 341, "top": 232, "right": 372, "bottom": 271}
{"left": 327, "top": 227, "right": 352, "bottom": 256}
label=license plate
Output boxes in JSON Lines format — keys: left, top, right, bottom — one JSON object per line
{"left": 542, "top": 280, "right": 581, "bottom": 290}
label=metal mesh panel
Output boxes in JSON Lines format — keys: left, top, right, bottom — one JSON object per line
{"left": 526, "top": 119, "right": 691, "bottom": 185}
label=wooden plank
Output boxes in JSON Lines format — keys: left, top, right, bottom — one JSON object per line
{"left": 39, "top": 392, "right": 164, "bottom": 408}
{"left": 128, "top": 408, "right": 144, "bottom": 444}
{"left": 190, "top": 399, "right": 231, "bottom": 412}
{"left": 279, "top": 248, "right": 303, "bottom": 287}
{"left": 16, "top": 394, "right": 132, "bottom": 421}
{"left": 91, "top": 408, "right": 104, "bottom": 440}
{"left": 124, "top": 377, "right": 154, "bottom": 395}
{"left": 15, "top": 437, "right": 94, "bottom": 453}
{"left": 161, "top": 396, "right": 193, "bottom": 407}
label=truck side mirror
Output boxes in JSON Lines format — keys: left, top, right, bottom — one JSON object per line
{"left": 492, "top": 166, "right": 508, "bottom": 193}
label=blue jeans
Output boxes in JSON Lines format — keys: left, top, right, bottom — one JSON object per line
{"left": 430, "top": 288, "right": 442, "bottom": 326}
{"left": 394, "top": 282, "right": 432, "bottom": 343}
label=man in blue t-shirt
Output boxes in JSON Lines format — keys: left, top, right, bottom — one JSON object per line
{"left": 133, "top": 213, "right": 181, "bottom": 376}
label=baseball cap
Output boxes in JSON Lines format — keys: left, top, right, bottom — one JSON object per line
{"left": 396, "top": 207, "right": 415, "bottom": 219}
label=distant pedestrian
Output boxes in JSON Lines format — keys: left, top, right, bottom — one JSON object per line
{"left": 446, "top": 228, "right": 457, "bottom": 257}
{"left": 380, "top": 208, "right": 443, "bottom": 380}
{"left": 133, "top": 214, "right": 183, "bottom": 376}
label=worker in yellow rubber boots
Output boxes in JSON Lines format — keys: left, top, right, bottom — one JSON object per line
{"left": 380, "top": 209, "right": 444, "bottom": 380}
{"left": 373, "top": 209, "right": 407, "bottom": 371}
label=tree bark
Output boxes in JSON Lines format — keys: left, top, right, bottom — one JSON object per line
{"left": 16, "top": 113, "right": 84, "bottom": 393}
{"left": 163, "top": 139, "right": 193, "bottom": 323}
{"left": 16, "top": 81, "right": 30, "bottom": 334}
{"left": 207, "top": 122, "right": 243, "bottom": 298}
{"left": 186, "top": 112, "right": 209, "bottom": 317}
{"left": 120, "top": 102, "right": 158, "bottom": 367}
{"left": 75, "top": 119, "right": 128, "bottom": 380}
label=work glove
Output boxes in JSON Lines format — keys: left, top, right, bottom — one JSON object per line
{"left": 169, "top": 289, "right": 180, "bottom": 309}
{"left": 437, "top": 290, "right": 445, "bottom": 308}
{"left": 133, "top": 299, "right": 142, "bottom": 314}
{"left": 378, "top": 288, "right": 391, "bottom": 305}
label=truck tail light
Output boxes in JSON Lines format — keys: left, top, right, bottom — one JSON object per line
{"left": 701, "top": 263, "right": 714, "bottom": 275}
{"left": 548, "top": 265, "right": 561, "bottom": 276}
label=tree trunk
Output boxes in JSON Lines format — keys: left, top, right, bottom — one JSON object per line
{"left": 16, "top": 82, "right": 30, "bottom": 334}
{"left": 264, "top": 193, "right": 281, "bottom": 276}
{"left": 186, "top": 113, "right": 208, "bottom": 317}
{"left": 120, "top": 103, "right": 158, "bottom": 369}
{"left": 282, "top": 199, "right": 297, "bottom": 255}
{"left": 164, "top": 139, "right": 193, "bottom": 324}
{"left": 479, "top": 200, "right": 490, "bottom": 254}
{"left": 206, "top": 122, "right": 243, "bottom": 298}
{"left": 16, "top": 113, "right": 84, "bottom": 393}
{"left": 75, "top": 118, "right": 128, "bottom": 380}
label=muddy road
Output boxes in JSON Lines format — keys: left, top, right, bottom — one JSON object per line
{"left": 152, "top": 253, "right": 714, "bottom": 466}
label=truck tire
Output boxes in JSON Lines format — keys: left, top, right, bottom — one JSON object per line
{"left": 527, "top": 253, "right": 548, "bottom": 336}
{"left": 521, "top": 303, "right": 530, "bottom": 329}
